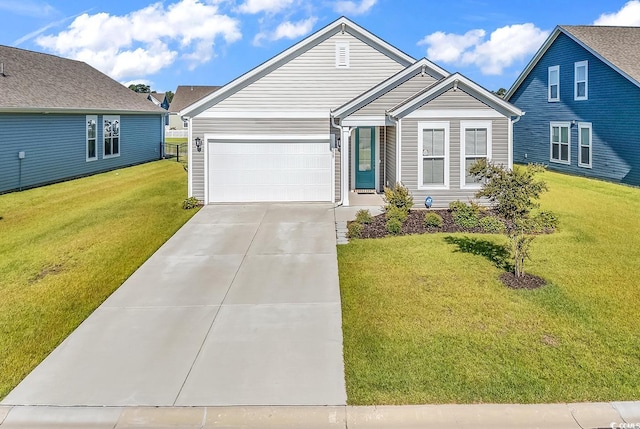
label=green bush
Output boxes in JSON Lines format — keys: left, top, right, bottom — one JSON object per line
{"left": 386, "top": 217, "right": 403, "bottom": 235}
{"left": 533, "top": 210, "right": 559, "bottom": 231}
{"left": 424, "top": 212, "right": 443, "bottom": 228}
{"left": 383, "top": 183, "right": 414, "bottom": 212}
{"left": 479, "top": 215, "right": 506, "bottom": 234}
{"left": 355, "top": 209, "right": 373, "bottom": 224}
{"left": 449, "top": 200, "right": 480, "bottom": 229}
{"left": 182, "top": 196, "right": 200, "bottom": 209}
{"left": 385, "top": 206, "right": 408, "bottom": 223}
{"left": 347, "top": 221, "right": 364, "bottom": 239}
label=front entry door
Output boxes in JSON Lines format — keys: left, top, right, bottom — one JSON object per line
{"left": 355, "top": 127, "right": 375, "bottom": 189}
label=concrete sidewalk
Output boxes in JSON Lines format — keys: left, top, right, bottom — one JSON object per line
{"left": 1, "top": 402, "right": 639, "bottom": 428}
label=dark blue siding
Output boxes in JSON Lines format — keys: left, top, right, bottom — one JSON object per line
{"left": 0, "top": 113, "right": 163, "bottom": 193}
{"left": 510, "top": 33, "right": 640, "bottom": 185}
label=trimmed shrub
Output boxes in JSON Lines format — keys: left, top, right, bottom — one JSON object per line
{"left": 479, "top": 215, "right": 506, "bottom": 234}
{"left": 385, "top": 206, "right": 408, "bottom": 223}
{"left": 383, "top": 183, "right": 414, "bottom": 212}
{"left": 347, "top": 221, "right": 363, "bottom": 239}
{"left": 386, "top": 217, "right": 403, "bottom": 235}
{"left": 449, "top": 200, "right": 480, "bottom": 229}
{"left": 424, "top": 212, "right": 443, "bottom": 228}
{"left": 355, "top": 209, "right": 373, "bottom": 224}
{"left": 182, "top": 196, "right": 200, "bottom": 209}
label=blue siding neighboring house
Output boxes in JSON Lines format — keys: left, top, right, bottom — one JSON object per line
{"left": 0, "top": 45, "right": 166, "bottom": 193}
{"left": 506, "top": 26, "right": 640, "bottom": 186}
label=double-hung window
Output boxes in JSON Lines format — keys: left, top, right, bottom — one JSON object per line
{"left": 548, "top": 65, "right": 560, "bottom": 102}
{"left": 550, "top": 122, "right": 570, "bottom": 164}
{"left": 86, "top": 115, "right": 97, "bottom": 161}
{"left": 418, "top": 122, "right": 449, "bottom": 189}
{"left": 461, "top": 121, "right": 492, "bottom": 188}
{"left": 103, "top": 115, "right": 120, "bottom": 158}
{"left": 575, "top": 61, "right": 588, "bottom": 100}
{"left": 578, "top": 122, "right": 592, "bottom": 168}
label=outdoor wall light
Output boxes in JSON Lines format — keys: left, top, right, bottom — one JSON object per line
{"left": 195, "top": 137, "right": 202, "bottom": 152}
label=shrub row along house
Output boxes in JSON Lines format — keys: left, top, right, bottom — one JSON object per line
{"left": 179, "top": 17, "right": 523, "bottom": 207}
{"left": 0, "top": 45, "right": 166, "bottom": 193}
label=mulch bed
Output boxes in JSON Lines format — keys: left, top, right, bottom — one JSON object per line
{"left": 499, "top": 272, "right": 547, "bottom": 289}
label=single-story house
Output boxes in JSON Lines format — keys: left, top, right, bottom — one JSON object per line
{"left": 148, "top": 92, "right": 169, "bottom": 110}
{"left": 168, "top": 86, "right": 220, "bottom": 130}
{"left": 180, "top": 17, "right": 522, "bottom": 207}
{"left": 506, "top": 26, "right": 640, "bottom": 186}
{"left": 0, "top": 45, "right": 166, "bottom": 193}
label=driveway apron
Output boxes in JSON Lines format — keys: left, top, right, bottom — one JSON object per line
{"left": 2, "top": 203, "right": 347, "bottom": 407}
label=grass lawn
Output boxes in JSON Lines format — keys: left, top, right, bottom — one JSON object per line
{"left": 338, "top": 171, "right": 640, "bottom": 404}
{"left": 165, "top": 137, "right": 188, "bottom": 144}
{"left": 0, "top": 161, "right": 198, "bottom": 399}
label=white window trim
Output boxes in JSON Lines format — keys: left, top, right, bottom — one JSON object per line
{"left": 335, "top": 42, "right": 350, "bottom": 68}
{"left": 103, "top": 115, "right": 121, "bottom": 159}
{"left": 548, "top": 65, "right": 560, "bottom": 102}
{"left": 574, "top": 60, "right": 588, "bottom": 101}
{"left": 578, "top": 122, "right": 592, "bottom": 168}
{"left": 417, "top": 121, "right": 450, "bottom": 190}
{"left": 86, "top": 115, "right": 98, "bottom": 162}
{"left": 460, "top": 120, "right": 492, "bottom": 189}
{"left": 550, "top": 121, "right": 571, "bottom": 165}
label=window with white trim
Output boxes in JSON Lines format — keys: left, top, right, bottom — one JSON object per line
{"left": 418, "top": 122, "right": 449, "bottom": 189}
{"left": 103, "top": 115, "right": 120, "bottom": 158}
{"left": 182, "top": 118, "right": 188, "bottom": 128}
{"left": 550, "top": 122, "right": 570, "bottom": 164}
{"left": 86, "top": 115, "right": 97, "bottom": 161}
{"left": 461, "top": 121, "right": 492, "bottom": 188}
{"left": 548, "top": 65, "right": 559, "bottom": 101}
{"left": 335, "top": 42, "right": 349, "bottom": 68}
{"left": 578, "top": 122, "right": 592, "bottom": 168}
{"left": 575, "top": 60, "right": 588, "bottom": 100}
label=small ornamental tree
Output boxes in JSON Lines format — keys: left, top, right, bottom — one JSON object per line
{"left": 469, "top": 159, "right": 550, "bottom": 278}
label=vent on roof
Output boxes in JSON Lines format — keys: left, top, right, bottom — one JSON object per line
{"left": 335, "top": 42, "right": 349, "bottom": 68}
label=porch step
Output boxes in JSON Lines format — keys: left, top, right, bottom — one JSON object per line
{"left": 336, "top": 221, "right": 349, "bottom": 245}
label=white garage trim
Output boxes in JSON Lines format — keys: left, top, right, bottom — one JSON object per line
{"left": 206, "top": 137, "right": 333, "bottom": 203}
{"left": 208, "top": 134, "right": 330, "bottom": 142}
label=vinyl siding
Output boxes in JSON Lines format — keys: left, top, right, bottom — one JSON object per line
{"left": 509, "top": 32, "right": 640, "bottom": 185}
{"left": 385, "top": 125, "right": 396, "bottom": 187}
{"left": 334, "top": 148, "right": 341, "bottom": 202}
{"left": 422, "top": 87, "right": 490, "bottom": 109}
{"left": 209, "top": 32, "right": 405, "bottom": 111}
{"left": 0, "top": 113, "right": 162, "bottom": 193}
{"left": 352, "top": 74, "right": 438, "bottom": 117}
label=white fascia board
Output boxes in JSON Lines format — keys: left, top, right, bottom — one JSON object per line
{"left": 181, "top": 17, "right": 416, "bottom": 118}
{"left": 206, "top": 134, "right": 330, "bottom": 141}
{"left": 198, "top": 110, "right": 328, "bottom": 119}
{"left": 342, "top": 116, "right": 388, "bottom": 126}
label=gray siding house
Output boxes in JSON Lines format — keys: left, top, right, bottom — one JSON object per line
{"left": 168, "top": 86, "right": 220, "bottom": 130}
{"left": 0, "top": 45, "right": 166, "bottom": 193}
{"left": 180, "top": 17, "right": 522, "bottom": 207}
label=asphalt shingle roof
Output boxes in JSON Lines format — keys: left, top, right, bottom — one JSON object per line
{"left": 0, "top": 45, "right": 165, "bottom": 113}
{"left": 169, "top": 85, "right": 220, "bottom": 113}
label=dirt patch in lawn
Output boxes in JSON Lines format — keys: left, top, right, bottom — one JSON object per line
{"left": 499, "top": 272, "right": 547, "bottom": 289}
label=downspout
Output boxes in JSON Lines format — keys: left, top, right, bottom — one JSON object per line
{"left": 330, "top": 115, "right": 343, "bottom": 207}
{"left": 509, "top": 113, "right": 524, "bottom": 170}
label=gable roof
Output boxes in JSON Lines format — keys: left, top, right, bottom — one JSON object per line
{"left": 169, "top": 85, "right": 221, "bottom": 113}
{"left": 149, "top": 92, "right": 166, "bottom": 104}
{"left": 388, "top": 73, "right": 523, "bottom": 119}
{"left": 506, "top": 25, "right": 640, "bottom": 100}
{"left": 332, "top": 58, "right": 449, "bottom": 118}
{"left": 180, "top": 16, "right": 416, "bottom": 117}
{"left": 0, "top": 45, "right": 166, "bottom": 114}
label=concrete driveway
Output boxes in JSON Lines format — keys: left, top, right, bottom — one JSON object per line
{"left": 2, "top": 204, "right": 347, "bottom": 407}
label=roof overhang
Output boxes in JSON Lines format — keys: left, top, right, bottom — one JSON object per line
{"left": 180, "top": 16, "right": 416, "bottom": 118}
{"left": 0, "top": 107, "right": 166, "bottom": 115}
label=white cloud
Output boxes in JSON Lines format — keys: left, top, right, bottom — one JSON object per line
{"left": 238, "top": 0, "right": 295, "bottom": 14}
{"left": 333, "top": 0, "right": 377, "bottom": 15}
{"left": 594, "top": 0, "right": 640, "bottom": 26}
{"left": 253, "top": 16, "right": 317, "bottom": 45}
{"left": 419, "top": 24, "right": 549, "bottom": 75}
{"left": 0, "top": 0, "right": 55, "bottom": 17}
{"left": 36, "top": 0, "right": 241, "bottom": 81}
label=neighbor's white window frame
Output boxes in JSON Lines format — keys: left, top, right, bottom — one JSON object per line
{"left": 548, "top": 65, "right": 560, "bottom": 102}
{"left": 335, "top": 42, "right": 350, "bottom": 68}
{"left": 574, "top": 60, "right": 588, "bottom": 101}
{"left": 103, "top": 115, "right": 121, "bottom": 159}
{"left": 460, "top": 120, "right": 492, "bottom": 189}
{"left": 550, "top": 121, "right": 571, "bottom": 165}
{"left": 417, "top": 121, "right": 450, "bottom": 190}
{"left": 578, "top": 122, "right": 592, "bottom": 168}
{"left": 86, "top": 115, "right": 98, "bottom": 162}
{"left": 182, "top": 118, "right": 188, "bottom": 129}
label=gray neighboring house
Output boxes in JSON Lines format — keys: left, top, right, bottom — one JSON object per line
{"left": 180, "top": 17, "right": 522, "bottom": 207}
{"left": 168, "top": 86, "right": 220, "bottom": 130}
{"left": 0, "top": 45, "right": 166, "bottom": 193}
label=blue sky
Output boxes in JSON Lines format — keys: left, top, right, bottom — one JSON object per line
{"left": 1, "top": 0, "right": 639, "bottom": 93}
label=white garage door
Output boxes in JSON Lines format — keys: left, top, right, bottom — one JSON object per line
{"left": 208, "top": 140, "right": 332, "bottom": 202}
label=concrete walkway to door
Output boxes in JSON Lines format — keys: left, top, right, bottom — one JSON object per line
{"left": 2, "top": 204, "right": 346, "bottom": 407}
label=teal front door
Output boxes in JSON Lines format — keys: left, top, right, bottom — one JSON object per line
{"left": 355, "top": 127, "right": 375, "bottom": 189}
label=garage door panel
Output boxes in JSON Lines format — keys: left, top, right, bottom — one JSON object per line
{"left": 208, "top": 141, "right": 332, "bottom": 202}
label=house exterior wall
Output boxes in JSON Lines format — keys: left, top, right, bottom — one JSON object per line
{"left": 399, "top": 89, "right": 510, "bottom": 208}
{"left": 168, "top": 113, "right": 187, "bottom": 129}
{"left": 352, "top": 74, "right": 438, "bottom": 117}
{"left": 385, "top": 125, "right": 397, "bottom": 187}
{"left": 0, "top": 113, "right": 162, "bottom": 193}
{"left": 509, "top": 32, "right": 640, "bottom": 185}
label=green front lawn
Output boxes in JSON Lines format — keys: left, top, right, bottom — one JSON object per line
{"left": 0, "top": 161, "right": 198, "bottom": 399}
{"left": 338, "top": 171, "right": 640, "bottom": 404}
